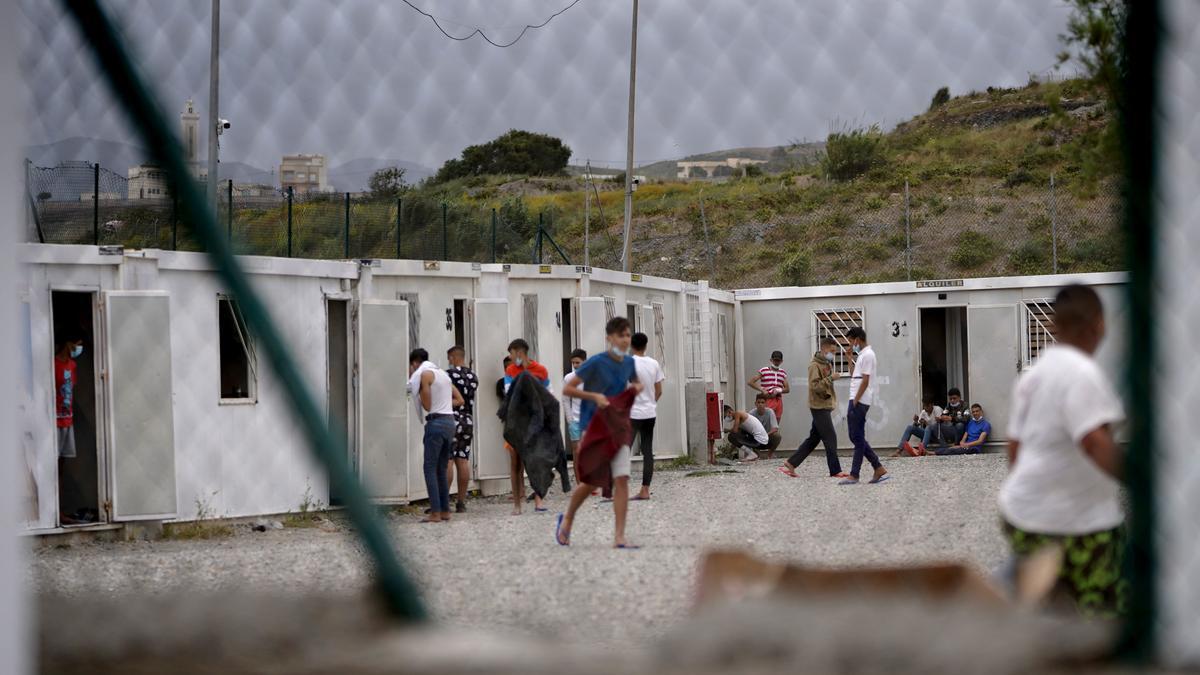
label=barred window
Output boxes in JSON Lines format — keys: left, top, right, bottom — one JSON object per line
{"left": 521, "top": 293, "right": 539, "bottom": 360}
{"left": 395, "top": 292, "right": 420, "bottom": 351}
{"left": 813, "top": 308, "right": 864, "bottom": 376}
{"left": 652, "top": 302, "right": 666, "bottom": 372}
{"left": 603, "top": 295, "right": 616, "bottom": 322}
{"left": 717, "top": 313, "right": 729, "bottom": 384}
{"left": 1023, "top": 299, "right": 1056, "bottom": 366}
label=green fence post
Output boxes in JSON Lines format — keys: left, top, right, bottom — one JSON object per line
{"left": 441, "top": 202, "right": 448, "bottom": 260}
{"left": 491, "top": 208, "right": 497, "bottom": 264}
{"left": 344, "top": 192, "right": 351, "bottom": 258}
{"left": 93, "top": 162, "right": 99, "bottom": 245}
{"left": 396, "top": 198, "right": 402, "bottom": 259}
{"left": 226, "top": 179, "right": 233, "bottom": 243}
{"left": 286, "top": 187, "right": 293, "bottom": 258}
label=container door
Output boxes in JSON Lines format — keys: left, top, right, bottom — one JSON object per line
{"left": 473, "top": 298, "right": 511, "bottom": 480}
{"left": 966, "top": 304, "right": 1019, "bottom": 442}
{"left": 104, "top": 291, "right": 176, "bottom": 521}
{"left": 357, "top": 300, "right": 409, "bottom": 502}
{"left": 575, "top": 297, "right": 607, "bottom": 358}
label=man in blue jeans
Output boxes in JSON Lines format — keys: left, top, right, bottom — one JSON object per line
{"left": 408, "top": 348, "right": 464, "bottom": 523}
{"left": 839, "top": 327, "right": 889, "bottom": 485}
{"left": 934, "top": 403, "right": 992, "bottom": 455}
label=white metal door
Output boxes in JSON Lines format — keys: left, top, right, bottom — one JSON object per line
{"left": 104, "top": 291, "right": 176, "bottom": 521}
{"left": 473, "top": 298, "right": 510, "bottom": 480}
{"left": 357, "top": 300, "right": 409, "bottom": 502}
{"left": 967, "top": 304, "right": 1019, "bottom": 443}
{"left": 576, "top": 297, "right": 607, "bottom": 358}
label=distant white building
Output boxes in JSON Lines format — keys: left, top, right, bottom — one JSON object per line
{"left": 280, "top": 154, "right": 332, "bottom": 194}
{"left": 676, "top": 157, "right": 767, "bottom": 179}
{"left": 129, "top": 99, "right": 208, "bottom": 199}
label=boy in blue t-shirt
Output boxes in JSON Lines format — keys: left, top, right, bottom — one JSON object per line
{"left": 556, "top": 316, "right": 643, "bottom": 548}
{"left": 936, "top": 403, "right": 992, "bottom": 455}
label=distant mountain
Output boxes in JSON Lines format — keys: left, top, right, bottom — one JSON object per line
{"left": 24, "top": 137, "right": 149, "bottom": 175}
{"left": 327, "top": 158, "right": 435, "bottom": 193}
{"left": 634, "top": 144, "right": 824, "bottom": 179}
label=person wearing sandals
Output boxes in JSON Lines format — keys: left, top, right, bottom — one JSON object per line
{"left": 838, "top": 327, "right": 889, "bottom": 485}
{"left": 778, "top": 338, "right": 850, "bottom": 479}
{"left": 630, "top": 333, "right": 665, "bottom": 501}
{"left": 408, "top": 348, "right": 465, "bottom": 522}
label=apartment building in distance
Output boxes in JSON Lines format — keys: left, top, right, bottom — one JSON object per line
{"left": 279, "top": 154, "right": 332, "bottom": 194}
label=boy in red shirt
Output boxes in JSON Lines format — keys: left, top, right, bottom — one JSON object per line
{"left": 54, "top": 335, "right": 84, "bottom": 460}
{"left": 503, "top": 339, "right": 551, "bottom": 514}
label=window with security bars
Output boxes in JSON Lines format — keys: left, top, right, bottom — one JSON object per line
{"left": 218, "top": 295, "right": 256, "bottom": 401}
{"left": 685, "top": 295, "right": 701, "bottom": 381}
{"left": 813, "top": 308, "right": 864, "bottom": 376}
{"left": 1023, "top": 299, "right": 1056, "bottom": 366}
{"left": 522, "top": 294, "right": 538, "bottom": 360}
{"left": 395, "top": 292, "right": 420, "bottom": 352}
{"left": 603, "top": 296, "right": 616, "bottom": 323}
{"left": 652, "top": 302, "right": 666, "bottom": 372}
{"left": 717, "top": 313, "right": 729, "bottom": 384}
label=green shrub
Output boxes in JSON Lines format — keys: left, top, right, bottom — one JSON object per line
{"left": 1004, "top": 167, "right": 1036, "bottom": 188}
{"left": 984, "top": 203, "right": 1004, "bottom": 215}
{"left": 929, "top": 86, "right": 951, "bottom": 110}
{"left": 864, "top": 195, "right": 885, "bottom": 210}
{"left": 816, "top": 238, "right": 843, "bottom": 255}
{"left": 951, "top": 231, "right": 997, "bottom": 269}
{"left": 819, "top": 211, "right": 853, "bottom": 230}
{"left": 743, "top": 164, "right": 764, "bottom": 178}
{"left": 886, "top": 233, "right": 909, "bottom": 250}
{"left": 821, "top": 124, "right": 886, "bottom": 182}
{"left": 1009, "top": 239, "right": 1051, "bottom": 275}
{"left": 1027, "top": 214, "right": 1052, "bottom": 234}
{"left": 925, "top": 195, "right": 949, "bottom": 215}
{"left": 863, "top": 242, "right": 891, "bottom": 261}
{"left": 779, "top": 248, "right": 812, "bottom": 286}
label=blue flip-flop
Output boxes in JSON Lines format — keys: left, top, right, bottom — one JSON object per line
{"left": 616, "top": 543, "right": 641, "bottom": 549}
{"left": 555, "top": 513, "right": 570, "bottom": 546}
{"left": 869, "top": 475, "right": 892, "bottom": 484}
{"left": 535, "top": 506, "right": 549, "bottom": 512}
{"left": 837, "top": 478, "right": 860, "bottom": 485}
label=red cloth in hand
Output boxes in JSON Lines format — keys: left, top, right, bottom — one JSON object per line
{"left": 576, "top": 388, "right": 637, "bottom": 490}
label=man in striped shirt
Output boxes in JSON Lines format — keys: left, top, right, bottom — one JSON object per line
{"left": 748, "top": 350, "right": 790, "bottom": 429}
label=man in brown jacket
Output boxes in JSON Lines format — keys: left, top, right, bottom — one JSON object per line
{"left": 778, "top": 338, "right": 850, "bottom": 478}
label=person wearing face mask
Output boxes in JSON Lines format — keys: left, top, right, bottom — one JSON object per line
{"left": 838, "top": 327, "right": 889, "bottom": 485}
{"left": 558, "top": 317, "right": 644, "bottom": 548}
{"left": 934, "top": 403, "right": 991, "bottom": 455}
{"left": 998, "top": 284, "right": 1125, "bottom": 617}
{"left": 748, "top": 350, "right": 790, "bottom": 425}
{"left": 937, "top": 387, "right": 969, "bottom": 450}
{"left": 54, "top": 334, "right": 84, "bottom": 462}
{"left": 778, "top": 338, "right": 848, "bottom": 478}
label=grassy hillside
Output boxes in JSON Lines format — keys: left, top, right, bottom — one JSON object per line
{"left": 393, "top": 78, "right": 1124, "bottom": 289}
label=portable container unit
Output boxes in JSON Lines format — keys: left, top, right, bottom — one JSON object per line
{"left": 734, "top": 272, "right": 1127, "bottom": 453}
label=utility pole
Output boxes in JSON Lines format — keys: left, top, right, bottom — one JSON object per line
{"left": 620, "top": 0, "right": 638, "bottom": 273}
{"left": 584, "top": 160, "right": 591, "bottom": 267}
{"left": 206, "top": 0, "right": 220, "bottom": 215}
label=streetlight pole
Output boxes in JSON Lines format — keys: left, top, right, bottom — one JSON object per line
{"left": 620, "top": 0, "right": 638, "bottom": 273}
{"left": 206, "top": 0, "right": 220, "bottom": 214}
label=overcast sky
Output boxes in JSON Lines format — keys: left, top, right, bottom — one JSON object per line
{"left": 20, "top": 0, "right": 1077, "bottom": 170}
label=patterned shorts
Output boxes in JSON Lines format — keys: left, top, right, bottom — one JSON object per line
{"left": 1003, "top": 520, "right": 1128, "bottom": 618}
{"left": 452, "top": 412, "right": 473, "bottom": 460}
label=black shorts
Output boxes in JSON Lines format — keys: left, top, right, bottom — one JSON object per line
{"left": 452, "top": 412, "right": 474, "bottom": 459}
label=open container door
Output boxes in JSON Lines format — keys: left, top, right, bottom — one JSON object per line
{"left": 574, "top": 297, "right": 607, "bottom": 358}
{"left": 966, "top": 304, "right": 1019, "bottom": 442}
{"left": 357, "top": 300, "right": 409, "bottom": 502}
{"left": 104, "top": 291, "right": 176, "bottom": 521}
{"left": 472, "top": 298, "right": 510, "bottom": 480}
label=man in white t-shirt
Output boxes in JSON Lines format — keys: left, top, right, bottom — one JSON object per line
{"left": 630, "top": 333, "right": 666, "bottom": 500}
{"left": 838, "top": 327, "right": 888, "bottom": 485}
{"left": 723, "top": 404, "right": 770, "bottom": 462}
{"left": 997, "top": 284, "right": 1125, "bottom": 616}
{"left": 408, "top": 348, "right": 464, "bottom": 523}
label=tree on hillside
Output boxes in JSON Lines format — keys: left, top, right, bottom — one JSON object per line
{"left": 1057, "top": 0, "right": 1125, "bottom": 106}
{"left": 368, "top": 166, "right": 408, "bottom": 199}
{"left": 820, "top": 123, "right": 885, "bottom": 182}
{"left": 432, "top": 130, "right": 571, "bottom": 184}
{"left": 929, "top": 86, "right": 951, "bottom": 110}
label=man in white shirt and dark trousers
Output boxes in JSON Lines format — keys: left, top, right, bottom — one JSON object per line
{"left": 998, "top": 285, "right": 1125, "bottom": 616}
{"left": 838, "top": 327, "right": 889, "bottom": 485}
{"left": 630, "top": 333, "right": 665, "bottom": 500}
{"left": 409, "top": 348, "right": 464, "bottom": 523}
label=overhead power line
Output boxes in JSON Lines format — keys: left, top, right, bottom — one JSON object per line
{"left": 401, "top": 0, "right": 582, "bottom": 48}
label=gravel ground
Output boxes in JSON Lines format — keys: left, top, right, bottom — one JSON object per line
{"left": 30, "top": 454, "right": 1012, "bottom": 647}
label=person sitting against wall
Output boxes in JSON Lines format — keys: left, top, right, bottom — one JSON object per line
{"left": 893, "top": 398, "right": 943, "bottom": 457}
{"left": 933, "top": 403, "right": 992, "bottom": 455}
{"left": 723, "top": 403, "right": 773, "bottom": 463}
{"left": 936, "top": 387, "right": 970, "bottom": 449}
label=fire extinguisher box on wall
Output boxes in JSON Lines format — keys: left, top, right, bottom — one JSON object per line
{"left": 706, "top": 392, "right": 723, "bottom": 441}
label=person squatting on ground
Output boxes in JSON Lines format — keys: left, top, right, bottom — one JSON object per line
{"left": 409, "top": 348, "right": 464, "bottom": 523}
{"left": 504, "top": 339, "right": 551, "bottom": 514}
{"left": 748, "top": 349, "right": 789, "bottom": 425}
{"left": 894, "top": 398, "right": 943, "bottom": 457}
{"left": 934, "top": 403, "right": 992, "bottom": 456}
{"left": 562, "top": 348, "right": 588, "bottom": 486}
{"left": 838, "top": 327, "right": 889, "bottom": 485}
{"left": 998, "top": 284, "right": 1126, "bottom": 617}
{"left": 779, "top": 338, "right": 849, "bottom": 478}
{"left": 446, "top": 345, "right": 479, "bottom": 513}
{"left": 723, "top": 403, "right": 773, "bottom": 462}
{"left": 630, "top": 333, "right": 665, "bottom": 500}
{"left": 938, "top": 387, "right": 970, "bottom": 450}
{"left": 556, "top": 317, "right": 643, "bottom": 548}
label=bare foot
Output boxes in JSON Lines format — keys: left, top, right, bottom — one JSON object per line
{"left": 420, "top": 514, "right": 442, "bottom": 523}
{"left": 511, "top": 506, "right": 522, "bottom": 516}
{"left": 635, "top": 488, "right": 651, "bottom": 500}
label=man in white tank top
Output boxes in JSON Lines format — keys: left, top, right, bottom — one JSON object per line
{"left": 409, "top": 348, "right": 463, "bottom": 523}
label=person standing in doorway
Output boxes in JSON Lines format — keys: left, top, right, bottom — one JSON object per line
{"left": 446, "top": 345, "right": 479, "bottom": 513}
{"left": 630, "top": 333, "right": 665, "bottom": 500}
{"left": 557, "top": 317, "right": 643, "bottom": 548}
{"left": 838, "top": 328, "right": 889, "bottom": 485}
{"left": 54, "top": 334, "right": 82, "bottom": 463}
{"left": 748, "top": 350, "right": 789, "bottom": 425}
{"left": 562, "top": 349, "right": 591, "bottom": 489}
{"left": 409, "top": 348, "right": 463, "bottom": 523}
{"left": 778, "top": 338, "right": 849, "bottom": 478}
{"left": 998, "top": 285, "right": 1126, "bottom": 617}
{"left": 504, "top": 339, "right": 551, "bottom": 514}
